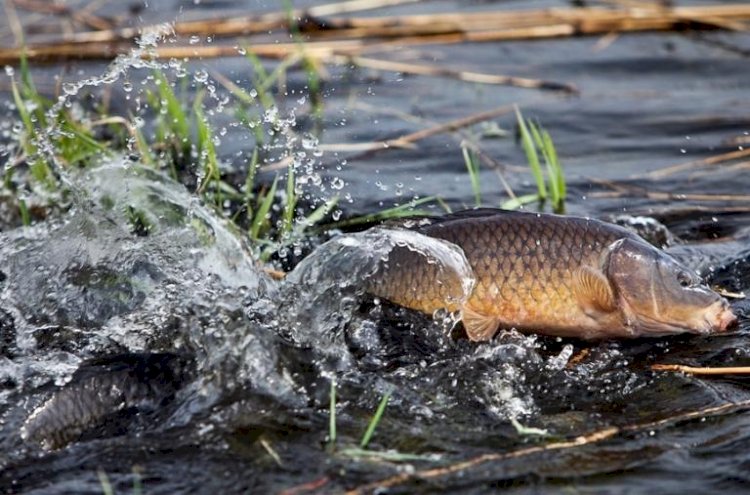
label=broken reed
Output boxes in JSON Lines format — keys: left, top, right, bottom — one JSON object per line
{"left": 3, "top": 4, "right": 750, "bottom": 65}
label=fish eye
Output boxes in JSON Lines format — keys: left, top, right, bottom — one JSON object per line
{"left": 677, "top": 270, "right": 693, "bottom": 288}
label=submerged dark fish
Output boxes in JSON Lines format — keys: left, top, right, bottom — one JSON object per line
{"left": 367, "top": 209, "right": 736, "bottom": 341}
{"left": 21, "top": 352, "right": 193, "bottom": 450}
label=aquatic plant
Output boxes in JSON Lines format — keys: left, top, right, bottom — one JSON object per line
{"left": 326, "top": 380, "right": 434, "bottom": 463}
{"left": 359, "top": 390, "right": 392, "bottom": 449}
{"left": 513, "top": 107, "right": 567, "bottom": 213}
{"left": 459, "top": 108, "right": 567, "bottom": 213}
{"left": 3, "top": 57, "right": 344, "bottom": 266}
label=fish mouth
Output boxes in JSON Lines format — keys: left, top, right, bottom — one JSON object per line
{"left": 703, "top": 300, "right": 737, "bottom": 333}
{"left": 619, "top": 297, "right": 697, "bottom": 337}
{"left": 618, "top": 290, "right": 738, "bottom": 337}
{"left": 630, "top": 302, "right": 737, "bottom": 336}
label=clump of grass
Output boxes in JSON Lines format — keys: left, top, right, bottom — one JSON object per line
{"left": 456, "top": 108, "right": 566, "bottom": 213}
{"left": 513, "top": 106, "right": 566, "bottom": 213}
{"left": 5, "top": 53, "right": 111, "bottom": 226}
{"left": 4, "top": 34, "right": 432, "bottom": 271}
{"left": 326, "top": 380, "right": 438, "bottom": 463}
{"left": 4, "top": 50, "right": 348, "bottom": 264}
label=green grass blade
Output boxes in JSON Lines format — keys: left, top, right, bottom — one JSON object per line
{"left": 133, "top": 123, "right": 155, "bottom": 166}
{"left": 154, "top": 70, "right": 190, "bottom": 151}
{"left": 18, "top": 199, "right": 30, "bottom": 226}
{"left": 515, "top": 107, "right": 546, "bottom": 200}
{"left": 329, "top": 379, "right": 337, "bottom": 448}
{"left": 527, "top": 120, "right": 559, "bottom": 207}
{"left": 320, "top": 196, "right": 435, "bottom": 230}
{"left": 97, "top": 470, "right": 114, "bottom": 495}
{"left": 11, "top": 77, "right": 54, "bottom": 187}
{"left": 244, "top": 52, "right": 276, "bottom": 110}
{"left": 501, "top": 193, "right": 540, "bottom": 210}
{"left": 461, "top": 143, "right": 481, "bottom": 207}
{"left": 250, "top": 176, "right": 278, "bottom": 240}
{"left": 244, "top": 148, "right": 259, "bottom": 196}
{"left": 436, "top": 197, "right": 453, "bottom": 213}
{"left": 194, "top": 102, "right": 221, "bottom": 205}
{"left": 281, "top": 164, "right": 297, "bottom": 235}
{"left": 19, "top": 51, "right": 48, "bottom": 127}
{"left": 296, "top": 197, "right": 339, "bottom": 235}
{"left": 10, "top": 77, "right": 35, "bottom": 151}
{"left": 360, "top": 390, "right": 392, "bottom": 449}
{"left": 541, "top": 129, "right": 566, "bottom": 211}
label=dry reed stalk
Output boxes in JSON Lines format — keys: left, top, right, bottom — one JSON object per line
{"left": 725, "top": 135, "right": 750, "bottom": 146}
{"left": 715, "top": 288, "right": 746, "bottom": 299}
{"left": 263, "top": 267, "right": 287, "bottom": 281}
{"left": 49, "top": 0, "right": 422, "bottom": 44}
{"left": 330, "top": 55, "right": 577, "bottom": 92}
{"left": 319, "top": 104, "right": 516, "bottom": 155}
{"left": 279, "top": 476, "right": 331, "bottom": 495}
{"left": 643, "top": 147, "right": 750, "bottom": 179}
{"left": 566, "top": 348, "right": 591, "bottom": 368}
{"left": 592, "top": 31, "right": 620, "bottom": 51}
{"left": 3, "top": 5, "right": 750, "bottom": 64}
{"left": 3, "top": 0, "right": 24, "bottom": 45}
{"left": 590, "top": 189, "right": 750, "bottom": 202}
{"left": 344, "top": 398, "right": 750, "bottom": 494}
{"left": 460, "top": 140, "right": 519, "bottom": 201}
{"left": 652, "top": 364, "right": 750, "bottom": 375}
{"left": 0, "top": 38, "right": 370, "bottom": 65}
{"left": 589, "top": 177, "right": 750, "bottom": 202}
{"left": 688, "top": 160, "right": 750, "bottom": 180}
{"left": 318, "top": 142, "right": 415, "bottom": 153}
{"left": 11, "top": 0, "right": 114, "bottom": 31}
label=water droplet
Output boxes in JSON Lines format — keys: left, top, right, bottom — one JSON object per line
{"left": 62, "top": 83, "right": 78, "bottom": 96}
{"left": 123, "top": 81, "right": 133, "bottom": 92}
{"left": 189, "top": 36, "right": 201, "bottom": 45}
{"left": 194, "top": 69, "right": 209, "bottom": 83}
{"left": 4, "top": 66, "right": 14, "bottom": 76}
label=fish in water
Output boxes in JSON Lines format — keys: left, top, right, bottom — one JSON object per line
{"left": 366, "top": 209, "right": 737, "bottom": 341}
{"left": 21, "top": 352, "right": 193, "bottom": 450}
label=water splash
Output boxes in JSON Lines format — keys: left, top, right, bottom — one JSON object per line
{"left": 279, "top": 227, "right": 475, "bottom": 347}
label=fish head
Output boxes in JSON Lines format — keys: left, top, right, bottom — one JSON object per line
{"left": 604, "top": 238, "right": 736, "bottom": 336}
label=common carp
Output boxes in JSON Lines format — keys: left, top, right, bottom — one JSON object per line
{"left": 367, "top": 209, "right": 737, "bottom": 341}
{"left": 21, "top": 353, "right": 193, "bottom": 450}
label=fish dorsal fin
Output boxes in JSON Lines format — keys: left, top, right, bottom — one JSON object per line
{"left": 461, "top": 306, "right": 502, "bottom": 342}
{"left": 573, "top": 266, "right": 616, "bottom": 315}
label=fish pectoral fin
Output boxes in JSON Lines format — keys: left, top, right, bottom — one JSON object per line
{"left": 573, "top": 266, "right": 616, "bottom": 314}
{"left": 461, "top": 306, "right": 501, "bottom": 342}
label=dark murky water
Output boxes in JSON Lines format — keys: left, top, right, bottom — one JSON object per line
{"left": 2, "top": 1, "right": 750, "bottom": 494}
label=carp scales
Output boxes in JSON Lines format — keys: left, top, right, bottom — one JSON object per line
{"left": 366, "top": 209, "right": 736, "bottom": 341}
